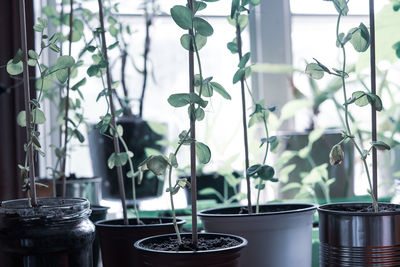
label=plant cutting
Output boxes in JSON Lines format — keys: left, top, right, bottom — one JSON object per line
{"left": 86, "top": 0, "right": 167, "bottom": 201}
{"left": 0, "top": 0, "right": 95, "bottom": 266}
{"left": 87, "top": 1, "right": 185, "bottom": 266}
{"left": 305, "top": 0, "right": 400, "bottom": 265}
{"left": 134, "top": 1, "right": 248, "bottom": 266}
{"left": 198, "top": 1, "right": 316, "bottom": 266}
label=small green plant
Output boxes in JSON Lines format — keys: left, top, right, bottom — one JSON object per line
{"left": 228, "top": 0, "right": 279, "bottom": 213}
{"left": 138, "top": 0, "right": 230, "bottom": 245}
{"left": 305, "top": 0, "right": 390, "bottom": 212}
{"left": 6, "top": 0, "right": 77, "bottom": 205}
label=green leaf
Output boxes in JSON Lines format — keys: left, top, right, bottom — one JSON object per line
{"left": 196, "top": 142, "right": 211, "bottom": 164}
{"left": 56, "top": 69, "right": 68, "bottom": 84}
{"left": 73, "top": 129, "right": 85, "bottom": 143}
{"left": 195, "top": 107, "right": 205, "bottom": 121}
{"left": 328, "top": 0, "right": 349, "bottom": 15}
{"left": 210, "top": 82, "right": 231, "bottom": 99}
{"left": 168, "top": 93, "right": 207, "bottom": 108}
{"left": 247, "top": 164, "right": 261, "bottom": 177}
{"left": 371, "top": 141, "right": 391, "bottom": 150}
{"left": 350, "top": 91, "right": 383, "bottom": 111}
{"left": 71, "top": 78, "right": 87, "bottom": 91}
{"left": 56, "top": 55, "right": 75, "bottom": 69}
{"left": 31, "top": 109, "right": 46, "bottom": 124}
{"left": 349, "top": 23, "right": 370, "bottom": 52}
{"left": 198, "top": 187, "right": 224, "bottom": 201}
{"left": 12, "top": 49, "right": 23, "bottom": 64}
{"left": 281, "top": 182, "right": 301, "bottom": 193}
{"left": 227, "top": 41, "right": 238, "bottom": 54}
{"left": 257, "top": 165, "right": 275, "bottom": 181}
{"left": 107, "top": 153, "right": 116, "bottom": 169}
{"left": 147, "top": 155, "right": 170, "bottom": 175}
{"left": 255, "top": 183, "right": 265, "bottom": 190}
{"left": 49, "top": 43, "right": 61, "bottom": 53}
{"left": 231, "top": 0, "right": 240, "bottom": 18}
{"left": 193, "top": 17, "right": 214, "bottom": 37}
{"left": 108, "top": 41, "right": 119, "bottom": 50}
{"left": 17, "top": 111, "right": 27, "bottom": 127}
{"left": 28, "top": 50, "right": 39, "bottom": 60}
{"left": 169, "top": 153, "right": 178, "bottom": 168}
{"left": 180, "top": 33, "right": 207, "bottom": 51}
{"left": 170, "top": 5, "right": 193, "bottom": 30}
{"left": 238, "top": 52, "right": 250, "bottom": 68}
{"left": 233, "top": 68, "right": 245, "bottom": 84}
{"left": 6, "top": 59, "right": 23, "bottom": 75}
{"left": 308, "top": 128, "right": 324, "bottom": 146}
{"left": 305, "top": 63, "right": 324, "bottom": 79}
{"left": 87, "top": 65, "right": 100, "bottom": 77}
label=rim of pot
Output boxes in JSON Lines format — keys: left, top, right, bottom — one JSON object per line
{"left": 95, "top": 217, "right": 186, "bottom": 228}
{"left": 318, "top": 202, "right": 400, "bottom": 216}
{"left": 134, "top": 232, "right": 248, "bottom": 254}
{"left": 0, "top": 197, "right": 90, "bottom": 220}
{"left": 198, "top": 203, "right": 316, "bottom": 218}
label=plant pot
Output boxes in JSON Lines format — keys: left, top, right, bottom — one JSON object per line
{"left": 183, "top": 172, "right": 241, "bottom": 204}
{"left": 96, "top": 217, "right": 185, "bottom": 267}
{"left": 89, "top": 205, "right": 109, "bottom": 267}
{"left": 88, "top": 116, "right": 166, "bottom": 200}
{"left": 134, "top": 233, "right": 247, "bottom": 267}
{"left": 36, "top": 176, "right": 102, "bottom": 204}
{"left": 277, "top": 130, "right": 354, "bottom": 199}
{"left": 199, "top": 203, "right": 316, "bottom": 267}
{"left": 318, "top": 202, "right": 400, "bottom": 266}
{"left": 0, "top": 197, "right": 95, "bottom": 267}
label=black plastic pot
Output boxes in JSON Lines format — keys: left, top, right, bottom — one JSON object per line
{"left": 134, "top": 233, "right": 247, "bottom": 267}
{"left": 89, "top": 205, "right": 109, "bottom": 267}
{"left": 199, "top": 204, "right": 316, "bottom": 267}
{"left": 0, "top": 198, "right": 95, "bottom": 267}
{"left": 36, "top": 176, "right": 102, "bottom": 205}
{"left": 96, "top": 217, "right": 185, "bottom": 267}
{"left": 318, "top": 202, "right": 400, "bottom": 266}
{"left": 88, "top": 116, "right": 165, "bottom": 200}
{"left": 183, "top": 172, "right": 240, "bottom": 204}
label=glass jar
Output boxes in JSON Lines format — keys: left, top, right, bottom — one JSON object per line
{"left": 0, "top": 197, "right": 95, "bottom": 267}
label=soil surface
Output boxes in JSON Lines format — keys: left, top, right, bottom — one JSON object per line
{"left": 205, "top": 204, "right": 312, "bottom": 215}
{"left": 326, "top": 203, "right": 400, "bottom": 213}
{"left": 142, "top": 236, "right": 241, "bottom": 252}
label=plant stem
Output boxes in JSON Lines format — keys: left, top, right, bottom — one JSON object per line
{"left": 60, "top": 0, "right": 74, "bottom": 197}
{"left": 236, "top": 14, "right": 252, "bottom": 214}
{"left": 98, "top": 0, "right": 129, "bottom": 225}
{"left": 19, "top": 0, "right": 37, "bottom": 206}
{"left": 167, "top": 165, "right": 181, "bottom": 244}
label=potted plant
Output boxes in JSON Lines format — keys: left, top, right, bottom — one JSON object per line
{"left": 134, "top": 1, "right": 248, "bottom": 266}
{"left": 87, "top": 1, "right": 185, "bottom": 266}
{"left": 198, "top": 1, "right": 316, "bottom": 266}
{"left": 0, "top": 1, "right": 95, "bottom": 266}
{"left": 305, "top": 0, "right": 399, "bottom": 265}
{"left": 86, "top": 0, "right": 167, "bottom": 201}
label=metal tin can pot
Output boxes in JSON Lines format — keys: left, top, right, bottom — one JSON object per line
{"left": 318, "top": 202, "right": 400, "bottom": 266}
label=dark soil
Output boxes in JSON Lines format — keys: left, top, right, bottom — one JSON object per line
{"left": 326, "top": 203, "right": 400, "bottom": 213}
{"left": 142, "top": 236, "right": 241, "bottom": 252}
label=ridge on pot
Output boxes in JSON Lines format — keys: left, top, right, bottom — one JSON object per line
{"left": 318, "top": 202, "right": 400, "bottom": 266}
{"left": 134, "top": 233, "right": 247, "bottom": 267}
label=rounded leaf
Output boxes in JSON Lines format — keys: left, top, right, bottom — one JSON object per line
{"left": 6, "top": 59, "right": 23, "bottom": 75}
{"left": 171, "top": 5, "right": 193, "bottom": 30}
{"left": 193, "top": 17, "right": 213, "bottom": 37}
{"left": 196, "top": 142, "right": 211, "bottom": 164}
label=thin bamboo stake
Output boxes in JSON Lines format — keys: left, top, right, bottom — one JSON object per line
{"left": 369, "top": 0, "right": 378, "bottom": 200}
{"left": 19, "top": 0, "right": 37, "bottom": 206}
{"left": 98, "top": 0, "right": 128, "bottom": 225}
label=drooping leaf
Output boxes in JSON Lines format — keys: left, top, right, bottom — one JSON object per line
{"left": 305, "top": 63, "right": 324, "bottom": 80}
{"left": 210, "top": 82, "right": 231, "bottom": 99}
{"left": 257, "top": 165, "right": 275, "bottom": 181}
{"left": 349, "top": 23, "right": 370, "bottom": 52}
{"left": 371, "top": 141, "right": 391, "bottom": 150}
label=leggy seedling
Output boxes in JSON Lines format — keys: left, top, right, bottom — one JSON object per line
{"left": 229, "top": 0, "right": 279, "bottom": 214}
{"left": 138, "top": 0, "right": 231, "bottom": 246}
{"left": 305, "top": 0, "right": 390, "bottom": 212}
